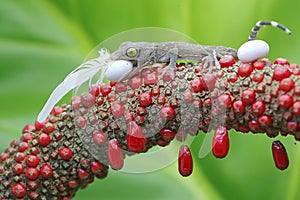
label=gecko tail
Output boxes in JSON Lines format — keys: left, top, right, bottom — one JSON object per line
{"left": 37, "top": 49, "right": 112, "bottom": 122}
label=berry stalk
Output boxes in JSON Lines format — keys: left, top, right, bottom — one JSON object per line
{"left": 0, "top": 56, "right": 299, "bottom": 199}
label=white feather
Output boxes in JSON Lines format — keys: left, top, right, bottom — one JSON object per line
{"left": 37, "top": 48, "right": 112, "bottom": 122}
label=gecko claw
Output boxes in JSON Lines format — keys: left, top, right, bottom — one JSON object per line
{"left": 202, "top": 50, "right": 220, "bottom": 72}
{"left": 161, "top": 65, "right": 176, "bottom": 80}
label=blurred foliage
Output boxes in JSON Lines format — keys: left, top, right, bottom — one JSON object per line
{"left": 0, "top": 0, "right": 300, "bottom": 199}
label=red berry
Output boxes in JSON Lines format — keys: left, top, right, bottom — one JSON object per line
{"left": 0, "top": 153, "right": 8, "bottom": 162}
{"left": 212, "top": 126, "right": 229, "bottom": 158}
{"left": 279, "top": 78, "right": 294, "bottom": 92}
{"left": 124, "top": 111, "right": 134, "bottom": 123}
{"left": 190, "top": 77, "right": 204, "bottom": 93}
{"left": 183, "top": 90, "right": 194, "bottom": 103}
{"left": 292, "top": 67, "right": 300, "bottom": 75}
{"left": 258, "top": 115, "right": 272, "bottom": 127}
{"left": 242, "top": 90, "right": 256, "bottom": 105}
{"left": 89, "top": 85, "right": 100, "bottom": 97}
{"left": 115, "top": 82, "right": 127, "bottom": 93}
{"left": 59, "top": 147, "right": 73, "bottom": 160}
{"left": 12, "top": 183, "right": 26, "bottom": 198}
{"left": 144, "top": 73, "right": 158, "bottom": 85}
{"left": 35, "top": 120, "right": 46, "bottom": 131}
{"left": 127, "top": 121, "right": 146, "bottom": 153}
{"left": 90, "top": 161, "right": 103, "bottom": 174}
{"left": 80, "top": 158, "right": 90, "bottom": 168}
{"left": 238, "top": 63, "right": 253, "bottom": 77}
{"left": 202, "top": 73, "right": 217, "bottom": 91}
{"left": 38, "top": 133, "right": 51, "bottom": 147}
{"left": 25, "top": 167, "right": 39, "bottom": 180}
{"left": 273, "top": 66, "right": 291, "bottom": 81}
{"left": 74, "top": 116, "right": 86, "bottom": 128}
{"left": 12, "top": 163, "right": 24, "bottom": 175}
{"left": 28, "top": 191, "right": 39, "bottom": 199}
{"left": 22, "top": 124, "right": 35, "bottom": 134}
{"left": 30, "top": 148, "right": 40, "bottom": 155}
{"left": 286, "top": 121, "right": 298, "bottom": 132}
{"left": 40, "top": 164, "right": 53, "bottom": 179}
{"left": 290, "top": 63, "right": 299, "bottom": 69}
{"left": 78, "top": 169, "right": 89, "bottom": 180}
{"left": 110, "top": 81, "right": 117, "bottom": 87}
{"left": 274, "top": 58, "right": 290, "bottom": 65}
{"left": 272, "top": 140, "right": 289, "bottom": 170}
{"left": 26, "top": 155, "right": 40, "bottom": 167}
{"left": 138, "top": 92, "right": 153, "bottom": 107}
{"left": 110, "top": 102, "right": 125, "bottom": 118}
{"left": 292, "top": 101, "right": 300, "bottom": 115}
{"left": 232, "top": 100, "right": 246, "bottom": 114}
{"left": 178, "top": 145, "right": 193, "bottom": 177}
{"left": 22, "top": 132, "right": 32, "bottom": 142}
{"left": 160, "top": 106, "right": 176, "bottom": 120}
{"left": 162, "top": 70, "right": 176, "bottom": 82}
{"left": 100, "top": 83, "right": 112, "bottom": 96}
{"left": 43, "top": 122, "right": 55, "bottom": 134}
{"left": 134, "top": 113, "right": 145, "bottom": 124}
{"left": 108, "top": 139, "right": 124, "bottom": 170}
{"left": 81, "top": 92, "right": 96, "bottom": 108}
{"left": 27, "top": 180, "right": 39, "bottom": 190}
{"left": 93, "top": 131, "right": 107, "bottom": 145}
{"left": 156, "top": 138, "right": 170, "bottom": 147}
{"left": 217, "top": 94, "right": 232, "bottom": 109}
{"left": 252, "top": 72, "right": 264, "bottom": 83}
{"left": 253, "top": 60, "right": 265, "bottom": 70}
{"left": 251, "top": 100, "right": 265, "bottom": 115}
{"left": 108, "top": 93, "right": 118, "bottom": 103}
{"left": 294, "top": 86, "right": 300, "bottom": 96}
{"left": 228, "top": 73, "right": 238, "bottom": 83}
{"left": 71, "top": 96, "right": 81, "bottom": 110}
{"left": 14, "top": 152, "right": 25, "bottom": 163}
{"left": 68, "top": 180, "right": 78, "bottom": 188}
{"left": 129, "top": 76, "right": 142, "bottom": 89}
{"left": 18, "top": 142, "right": 29, "bottom": 152}
{"left": 160, "top": 128, "right": 176, "bottom": 142}
{"left": 278, "top": 94, "right": 293, "bottom": 108}
{"left": 219, "top": 55, "right": 236, "bottom": 68}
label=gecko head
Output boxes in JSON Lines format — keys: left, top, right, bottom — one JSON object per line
{"left": 110, "top": 41, "right": 140, "bottom": 64}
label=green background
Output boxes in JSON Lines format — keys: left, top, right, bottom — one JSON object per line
{"left": 0, "top": 0, "right": 300, "bottom": 199}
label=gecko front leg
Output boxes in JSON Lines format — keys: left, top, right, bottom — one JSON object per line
{"left": 202, "top": 50, "right": 220, "bottom": 72}
{"left": 161, "top": 48, "right": 178, "bottom": 79}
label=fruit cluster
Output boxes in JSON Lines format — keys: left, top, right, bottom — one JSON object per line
{"left": 0, "top": 56, "right": 298, "bottom": 199}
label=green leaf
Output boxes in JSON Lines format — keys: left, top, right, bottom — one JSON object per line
{"left": 0, "top": 0, "right": 299, "bottom": 200}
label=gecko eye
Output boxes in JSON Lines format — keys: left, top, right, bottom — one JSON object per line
{"left": 126, "top": 47, "right": 138, "bottom": 58}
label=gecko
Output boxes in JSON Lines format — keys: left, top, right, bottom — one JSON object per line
{"left": 110, "top": 21, "right": 291, "bottom": 80}
{"left": 110, "top": 41, "right": 237, "bottom": 79}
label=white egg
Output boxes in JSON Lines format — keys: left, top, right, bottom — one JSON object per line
{"left": 105, "top": 60, "right": 133, "bottom": 81}
{"left": 237, "top": 40, "right": 270, "bottom": 62}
